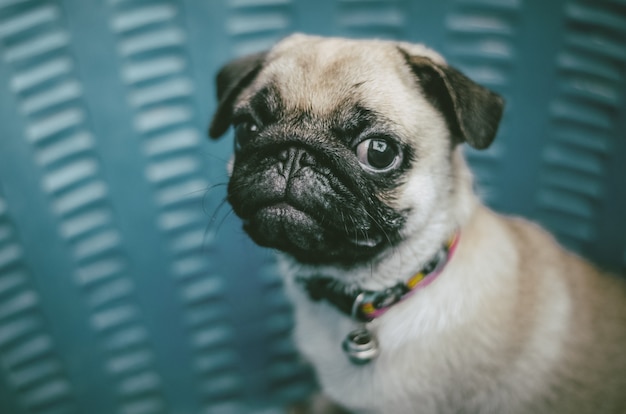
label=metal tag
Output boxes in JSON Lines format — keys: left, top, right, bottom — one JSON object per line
{"left": 342, "top": 326, "right": 379, "bottom": 365}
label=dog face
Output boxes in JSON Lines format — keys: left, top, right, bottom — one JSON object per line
{"left": 209, "top": 34, "right": 504, "bottom": 265}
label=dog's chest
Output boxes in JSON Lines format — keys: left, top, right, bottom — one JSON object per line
{"left": 286, "top": 283, "right": 486, "bottom": 414}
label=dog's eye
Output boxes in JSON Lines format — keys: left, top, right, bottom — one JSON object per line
{"left": 234, "top": 120, "right": 260, "bottom": 150}
{"left": 356, "top": 138, "right": 400, "bottom": 172}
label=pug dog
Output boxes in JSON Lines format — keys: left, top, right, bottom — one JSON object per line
{"left": 208, "top": 34, "right": 626, "bottom": 414}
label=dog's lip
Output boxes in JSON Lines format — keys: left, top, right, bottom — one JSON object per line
{"left": 241, "top": 203, "right": 298, "bottom": 225}
{"left": 244, "top": 202, "right": 316, "bottom": 229}
{"left": 257, "top": 202, "right": 307, "bottom": 219}
{"left": 245, "top": 202, "right": 383, "bottom": 248}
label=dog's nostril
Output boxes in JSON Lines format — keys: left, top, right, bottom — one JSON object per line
{"left": 300, "top": 151, "right": 316, "bottom": 167}
{"left": 276, "top": 147, "right": 316, "bottom": 169}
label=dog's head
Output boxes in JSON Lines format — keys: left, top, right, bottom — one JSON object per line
{"left": 209, "top": 34, "right": 504, "bottom": 266}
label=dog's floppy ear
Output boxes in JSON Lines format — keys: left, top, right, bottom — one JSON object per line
{"left": 208, "top": 51, "right": 267, "bottom": 139}
{"left": 400, "top": 49, "right": 504, "bottom": 150}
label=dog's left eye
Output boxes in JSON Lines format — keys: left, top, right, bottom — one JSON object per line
{"left": 234, "top": 121, "right": 260, "bottom": 150}
{"left": 356, "top": 138, "right": 401, "bottom": 172}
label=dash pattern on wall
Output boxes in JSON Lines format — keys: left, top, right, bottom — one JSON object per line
{"left": 0, "top": 1, "right": 169, "bottom": 413}
{"left": 535, "top": 0, "right": 626, "bottom": 251}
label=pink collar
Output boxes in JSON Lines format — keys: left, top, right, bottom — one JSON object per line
{"left": 299, "top": 232, "right": 460, "bottom": 322}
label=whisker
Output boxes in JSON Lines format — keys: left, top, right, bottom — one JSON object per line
{"left": 216, "top": 207, "right": 236, "bottom": 234}
{"left": 207, "top": 197, "right": 231, "bottom": 228}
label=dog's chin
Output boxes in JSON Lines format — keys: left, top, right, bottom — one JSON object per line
{"left": 242, "top": 203, "right": 386, "bottom": 265}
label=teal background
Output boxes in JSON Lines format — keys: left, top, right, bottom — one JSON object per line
{"left": 0, "top": 0, "right": 624, "bottom": 413}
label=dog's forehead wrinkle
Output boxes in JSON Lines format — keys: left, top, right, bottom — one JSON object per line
{"left": 263, "top": 44, "right": 418, "bottom": 120}
{"left": 330, "top": 103, "right": 379, "bottom": 139}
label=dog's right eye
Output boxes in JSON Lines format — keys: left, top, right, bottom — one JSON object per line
{"left": 355, "top": 137, "right": 401, "bottom": 172}
{"left": 234, "top": 121, "right": 260, "bottom": 150}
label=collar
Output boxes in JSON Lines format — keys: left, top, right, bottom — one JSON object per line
{"left": 297, "top": 232, "right": 460, "bottom": 322}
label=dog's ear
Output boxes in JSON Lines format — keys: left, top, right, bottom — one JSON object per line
{"left": 400, "top": 49, "right": 504, "bottom": 150}
{"left": 209, "top": 51, "right": 267, "bottom": 139}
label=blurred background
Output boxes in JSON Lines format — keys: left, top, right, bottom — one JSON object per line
{"left": 0, "top": 0, "right": 624, "bottom": 413}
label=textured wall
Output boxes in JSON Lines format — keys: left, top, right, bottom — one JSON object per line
{"left": 0, "top": 0, "right": 624, "bottom": 413}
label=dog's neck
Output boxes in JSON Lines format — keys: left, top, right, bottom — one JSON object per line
{"left": 296, "top": 232, "right": 460, "bottom": 322}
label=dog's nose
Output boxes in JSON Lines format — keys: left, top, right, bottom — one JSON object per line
{"left": 277, "top": 147, "right": 316, "bottom": 177}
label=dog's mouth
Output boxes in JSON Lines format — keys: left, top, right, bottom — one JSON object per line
{"left": 241, "top": 202, "right": 386, "bottom": 264}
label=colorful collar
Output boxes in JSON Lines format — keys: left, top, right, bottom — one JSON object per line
{"left": 298, "top": 232, "right": 460, "bottom": 322}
